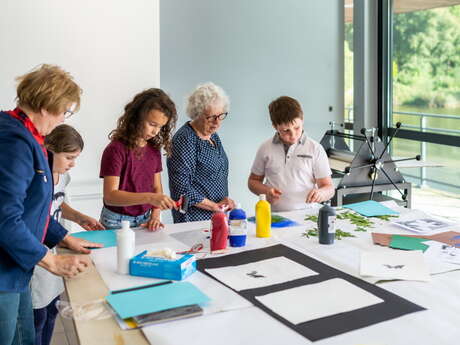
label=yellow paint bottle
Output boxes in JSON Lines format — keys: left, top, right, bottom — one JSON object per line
{"left": 256, "top": 194, "right": 271, "bottom": 238}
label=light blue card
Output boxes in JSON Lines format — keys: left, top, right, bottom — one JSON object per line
{"left": 343, "top": 200, "right": 399, "bottom": 217}
{"left": 71, "top": 230, "right": 117, "bottom": 248}
{"left": 106, "top": 282, "right": 210, "bottom": 319}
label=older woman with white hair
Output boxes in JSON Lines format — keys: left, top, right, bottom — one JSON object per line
{"left": 167, "top": 82, "right": 235, "bottom": 223}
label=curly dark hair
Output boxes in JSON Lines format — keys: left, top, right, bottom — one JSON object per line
{"left": 109, "top": 88, "right": 177, "bottom": 155}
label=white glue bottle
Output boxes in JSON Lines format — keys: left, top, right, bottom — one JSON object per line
{"left": 117, "top": 220, "right": 135, "bottom": 274}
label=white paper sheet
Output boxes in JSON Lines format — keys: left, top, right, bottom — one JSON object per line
{"left": 360, "top": 250, "right": 431, "bottom": 282}
{"left": 423, "top": 240, "right": 460, "bottom": 266}
{"left": 392, "top": 217, "right": 453, "bottom": 234}
{"left": 255, "top": 278, "right": 383, "bottom": 325}
{"left": 169, "top": 228, "right": 210, "bottom": 248}
{"left": 142, "top": 306, "right": 309, "bottom": 345}
{"left": 205, "top": 256, "right": 317, "bottom": 291}
{"left": 90, "top": 244, "right": 252, "bottom": 315}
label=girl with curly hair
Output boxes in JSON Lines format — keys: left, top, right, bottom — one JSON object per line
{"left": 99, "top": 88, "right": 178, "bottom": 230}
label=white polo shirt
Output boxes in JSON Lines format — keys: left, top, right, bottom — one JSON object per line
{"left": 251, "top": 133, "right": 332, "bottom": 212}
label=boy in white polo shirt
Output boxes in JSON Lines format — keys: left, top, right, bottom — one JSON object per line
{"left": 248, "top": 96, "right": 335, "bottom": 212}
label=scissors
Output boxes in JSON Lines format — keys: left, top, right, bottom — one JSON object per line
{"left": 177, "top": 243, "right": 204, "bottom": 254}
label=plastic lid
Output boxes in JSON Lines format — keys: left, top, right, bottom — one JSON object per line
{"left": 121, "top": 220, "right": 130, "bottom": 231}
{"left": 259, "top": 194, "right": 266, "bottom": 201}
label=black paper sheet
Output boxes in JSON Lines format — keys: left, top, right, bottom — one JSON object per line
{"left": 197, "top": 244, "right": 425, "bottom": 341}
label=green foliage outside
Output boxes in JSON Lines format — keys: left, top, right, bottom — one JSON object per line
{"left": 393, "top": 6, "right": 460, "bottom": 109}
{"left": 344, "top": 6, "right": 460, "bottom": 194}
{"left": 345, "top": 5, "right": 460, "bottom": 109}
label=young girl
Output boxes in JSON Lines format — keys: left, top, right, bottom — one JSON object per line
{"left": 31, "top": 124, "right": 104, "bottom": 345}
{"left": 100, "top": 88, "right": 178, "bottom": 230}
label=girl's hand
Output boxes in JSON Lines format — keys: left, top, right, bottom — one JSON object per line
{"left": 141, "top": 216, "right": 164, "bottom": 232}
{"left": 149, "top": 194, "right": 176, "bottom": 210}
{"left": 78, "top": 215, "right": 105, "bottom": 231}
{"left": 59, "top": 234, "right": 104, "bottom": 254}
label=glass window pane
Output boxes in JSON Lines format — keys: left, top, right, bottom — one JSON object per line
{"left": 390, "top": 1, "right": 460, "bottom": 208}
{"left": 392, "top": 4, "right": 460, "bottom": 134}
{"left": 392, "top": 138, "right": 460, "bottom": 195}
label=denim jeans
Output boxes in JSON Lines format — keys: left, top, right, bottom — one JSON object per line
{"left": 0, "top": 287, "right": 35, "bottom": 345}
{"left": 33, "top": 296, "right": 59, "bottom": 345}
{"left": 100, "top": 207, "right": 151, "bottom": 229}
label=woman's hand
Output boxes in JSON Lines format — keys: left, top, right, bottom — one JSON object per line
{"left": 77, "top": 215, "right": 105, "bottom": 231}
{"left": 217, "top": 197, "right": 236, "bottom": 211}
{"left": 59, "top": 234, "right": 104, "bottom": 254}
{"left": 38, "top": 251, "right": 91, "bottom": 279}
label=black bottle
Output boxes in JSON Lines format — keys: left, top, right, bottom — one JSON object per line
{"left": 318, "top": 202, "right": 336, "bottom": 245}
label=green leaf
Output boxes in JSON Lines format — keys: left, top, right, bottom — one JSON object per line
{"left": 304, "top": 215, "right": 318, "bottom": 222}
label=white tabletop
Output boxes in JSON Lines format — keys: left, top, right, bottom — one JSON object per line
{"left": 84, "top": 203, "right": 460, "bottom": 344}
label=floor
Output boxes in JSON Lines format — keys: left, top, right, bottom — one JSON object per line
{"left": 50, "top": 316, "right": 69, "bottom": 345}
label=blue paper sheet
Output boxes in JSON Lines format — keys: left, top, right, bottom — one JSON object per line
{"left": 343, "top": 200, "right": 399, "bottom": 217}
{"left": 106, "top": 282, "right": 210, "bottom": 319}
{"left": 247, "top": 215, "right": 300, "bottom": 228}
{"left": 71, "top": 230, "right": 117, "bottom": 248}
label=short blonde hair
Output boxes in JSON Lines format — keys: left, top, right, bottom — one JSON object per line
{"left": 16, "top": 64, "right": 82, "bottom": 114}
{"left": 186, "top": 82, "right": 229, "bottom": 120}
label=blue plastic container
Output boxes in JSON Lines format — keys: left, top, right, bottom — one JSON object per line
{"left": 229, "top": 234, "right": 247, "bottom": 247}
{"left": 228, "top": 203, "right": 247, "bottom": 247}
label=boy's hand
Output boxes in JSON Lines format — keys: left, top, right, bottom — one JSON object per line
{"left": 267, "top": 188, "right": 282, "bottom": 204}
{"left": 306, "top": 188, "right": 328, "bottom": 203}
{"left": 141, "top": 216, "right": 164, "bottom": 232}
{"left": 78, "top": 215, "right": 105, "bottom": 231}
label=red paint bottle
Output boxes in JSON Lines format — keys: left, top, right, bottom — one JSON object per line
{"left": 210, "top": 207, "right": 229, "bottom": 253}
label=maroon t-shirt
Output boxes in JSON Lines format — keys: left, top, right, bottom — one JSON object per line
{"left": 100, "top": 140, "right": 162, "bottom": 216}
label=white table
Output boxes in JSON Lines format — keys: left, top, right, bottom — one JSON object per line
{"left": 68, "top": 203, "right": 460, "bottom": 344}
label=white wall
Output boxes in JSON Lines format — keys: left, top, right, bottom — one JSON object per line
{"left": 160, "top": 0, "right": 344, "bottom": 214}
{"left": 0, "top": 0, "right": 344, "bottom": 222}
{"left": 0, "top": 0, "right": 159, "bottom": 220}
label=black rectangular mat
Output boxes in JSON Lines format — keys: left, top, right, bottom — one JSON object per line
{"left": 197, "top": 244, "right": 425, "bottom": 341}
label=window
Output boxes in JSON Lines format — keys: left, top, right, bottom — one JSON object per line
{"left": 384, "top": 1, "right": 460, "bottom": 198}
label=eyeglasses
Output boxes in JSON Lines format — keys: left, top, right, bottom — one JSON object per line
{"left": 205, "top": 112, "right": 228, "bottom": 122}
{"left": 64, "top": 109, "right": 75, "bottom": 119}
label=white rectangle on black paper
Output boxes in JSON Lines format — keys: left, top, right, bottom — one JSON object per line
{"left": 205, "top": 256, "right": 317, "bottom": 291}
{"left": 255, "top": 278, "right": 384, "bottom": 325}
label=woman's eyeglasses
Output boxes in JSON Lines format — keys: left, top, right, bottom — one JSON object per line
{"left": 64, "top": 109, "right": 75, "bottom": 119}
{"left": 205, "top": 112, "right": 228, "bottom": 122}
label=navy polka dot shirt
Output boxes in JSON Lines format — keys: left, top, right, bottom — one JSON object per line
{"left": 167, "top": 122, "right": 229, "bottom": 223}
